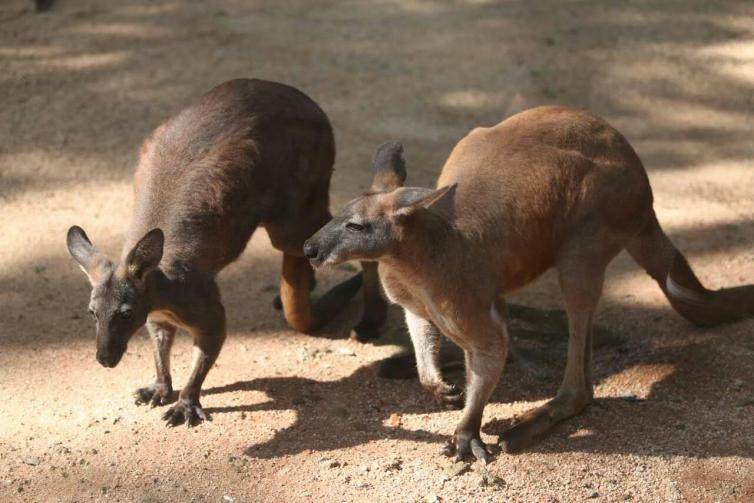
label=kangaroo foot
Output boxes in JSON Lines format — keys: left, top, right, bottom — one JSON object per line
{"left": 500, "top": 393, "right": 591, "bottom": 453}
{"left": 162, "top": 397, "right": 209, "bottom": 427}
{"left": 134, "top": 382, "right": 175, "bottom": 407}
{"left": 426, "top": 381, "right": 464, "bottom": 409}
{"left": 441, "top": 430, "right": 491, "bottom": 464}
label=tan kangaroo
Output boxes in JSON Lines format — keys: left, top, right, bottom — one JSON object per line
{"left": 66, "top": 79, "right": 387, "bottom": 426}
{"left": 304, "top": 106, "right": 754, "bottom": 461}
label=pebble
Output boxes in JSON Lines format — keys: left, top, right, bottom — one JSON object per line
{"left": 477, "top": 467, "right": 505, "bottom": 487}
{"left": 22, "top": 458, "right": 39, "bottom": 466}
{"left": 299, "top": 348, "right": 320, "bottom": 361}
{"left": 223, "top": 495, "right": 235, "bottom": 503}
{"left": 338, "top": 347, "right": 356, "bottom": 356}
{"left": 319, "top": 458, "right": 341, "bottom": 469}
{"left": 386, "top": 413, "right": 402, "bottom": 428}
{"left": 425, "top": 493, "right": 440, "bottom": 503}
{"left": 445, "top": 461, "right": 470, "bottom": 478}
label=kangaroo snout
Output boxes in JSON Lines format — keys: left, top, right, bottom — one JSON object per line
{"left": 303, "top": 241, "right": 319, "bottom": 260}
{"left": 96, "top": 350, "right": 122, "bottom": 368}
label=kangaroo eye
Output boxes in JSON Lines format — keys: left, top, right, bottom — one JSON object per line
{"left": 346, "top": 222, "right": 366, "bottom": 232}
{"left": 88, "top": 308, "right": 96, "bottom": 319}
{"left": 120, "top": 309, "right": 133, "bottom": 320}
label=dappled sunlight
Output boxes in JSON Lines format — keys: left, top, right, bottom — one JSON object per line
{"left": 599, "top": 363, "right": 677, "bottom": 399}
{"left": 2, "top": 1, "right": 753, "bottom": 501}
{"left": 66, "top": 22, "right": 174, "bottom": 39}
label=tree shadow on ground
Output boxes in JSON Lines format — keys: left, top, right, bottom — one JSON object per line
{"left": 202, "top": 293, "right": 754, "bottom": 460}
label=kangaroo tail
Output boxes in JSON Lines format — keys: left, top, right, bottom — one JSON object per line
{"left": 626, "top": 212, "right": 754, "bottom": 327}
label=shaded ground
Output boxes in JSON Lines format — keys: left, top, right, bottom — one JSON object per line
{"left": 1, "top": 1, "right": 753, "bottom": 502}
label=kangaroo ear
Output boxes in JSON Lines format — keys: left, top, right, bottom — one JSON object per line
{"left": 67, "top": 226, "right": 112, "bottom": 285}
{"left": 394, "top": 184, "right": 457, "bottom": 218}
{"left": 369, "top": 141, "right": 407, "bottom": 193}
{"left": 125, "top": 228, "right": 164, "bottom": 279}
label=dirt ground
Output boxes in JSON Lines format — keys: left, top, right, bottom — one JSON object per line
{"left": 1, "top": 0, "right": 754, "bottom": 502}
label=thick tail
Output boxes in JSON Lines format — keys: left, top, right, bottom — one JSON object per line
{"left": 626, "top": 212, "right": 754, "bottom": 327}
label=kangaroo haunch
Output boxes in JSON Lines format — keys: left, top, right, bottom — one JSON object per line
{"left": 305, "top": 106, "right": 754, "bottom": 461}
{"left": 67, "top": 79, "right": 387, "bottom": 426}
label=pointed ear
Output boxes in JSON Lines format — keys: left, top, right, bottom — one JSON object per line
{"left": 67, "top": 226, "right": 112, "bottom": 285}
{"left": 67, "top": 226, "right": 95, "bottom": 268}
{"left": 394, "top": 184, "right": 457, "bottom": 218}
{"left": 125, "top": 228, "right": 164, "bottom": 279}
{"left": 369, "top": 141, "right": 407, "bottom": 193}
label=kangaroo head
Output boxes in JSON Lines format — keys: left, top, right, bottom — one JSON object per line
{"left": 304, "top": 142, "right": 455, "bottom": 267}
{"left": 66, "top": 226, "right": 164, "bottom": 368}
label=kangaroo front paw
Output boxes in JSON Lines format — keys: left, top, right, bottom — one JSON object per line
{"left": 426, "top": 381, "right": 464, "bottom": 409}
{"left": 441, "top": 431, "right": 491, "bottom": 464}
{"left": 162, "top": 398, "right": 209, "bottom": 427}
{"left": 134, "top": 382, "right": 175, "bottom": 408}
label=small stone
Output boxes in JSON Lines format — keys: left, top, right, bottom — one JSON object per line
{"left": 359, "top": 464, "right": 370, "bottom": 473}
{"left": 353, "top": 479, "right": 369, "bottom": 489}
{"left": 223, "top": 496, "right": 235, "bottom": 503}
{"left": 425, "top": 493, "right": 440, "bottom": 503}
{"left": 338, "top": 347, "right": 356, "bottom": 356}
{"left": 445, "top": 461, "right": 470, "bottom": 478}
{"left": 299, "top": 348, "right": 320, "bottom": 361}
{"left": 587, "top": 491, "right": 599, "bottom": 499}
{"left": 385, "top": 413, "right": 402, "bottom": 428}
{"left": 477, "top": 467, "right": 504, "bottom": 487}
{"left": 2, "top": 479, "right": 13, "bottom": 487}
{"left": 319, "top": 458, "right": 340, "bottom": 469}
{"left": 22, "top": 458, "right": 39, "bottom": 466}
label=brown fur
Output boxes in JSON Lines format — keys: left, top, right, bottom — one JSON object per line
{"left": 305, "top": 106, "right": 754, "bottom": 461}
{"left": 67, "top": 79, "right": 386, "bottom": 426}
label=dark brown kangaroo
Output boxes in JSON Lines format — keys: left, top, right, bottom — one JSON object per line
{"left": 304, "top": 106, "right": 754, "bottom": 461}
{"left": 66, "top": 79, "right": 387, "bottom": 426}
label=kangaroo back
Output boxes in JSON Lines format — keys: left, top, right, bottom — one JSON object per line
{"left": 627, "top": 213, "right": 754, "bottom": 326}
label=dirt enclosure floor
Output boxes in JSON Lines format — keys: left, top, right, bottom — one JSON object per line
{"left": 1, "top": 1, "right": 754, "bottom": 502}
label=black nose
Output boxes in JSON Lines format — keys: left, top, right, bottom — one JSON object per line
{"left": 303, "top": 241, "right": 318, "bottom": 260}
{"left": 96, "top": 353, "right": 113, "bottom": 367}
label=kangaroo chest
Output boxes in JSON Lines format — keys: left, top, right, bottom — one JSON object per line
{"left": 380, "top": 267, "right": 463, "bottom": 338}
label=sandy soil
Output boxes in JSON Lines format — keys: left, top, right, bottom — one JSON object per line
{"left": 1, "top": 1, "right": 754, "bottom": 502}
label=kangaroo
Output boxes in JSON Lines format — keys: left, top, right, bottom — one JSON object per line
{"left": 66, "top": 79, "right": 387, "bottom": 426}
{"left": 303, "top": 106, "right": 754, "bottom": 461}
